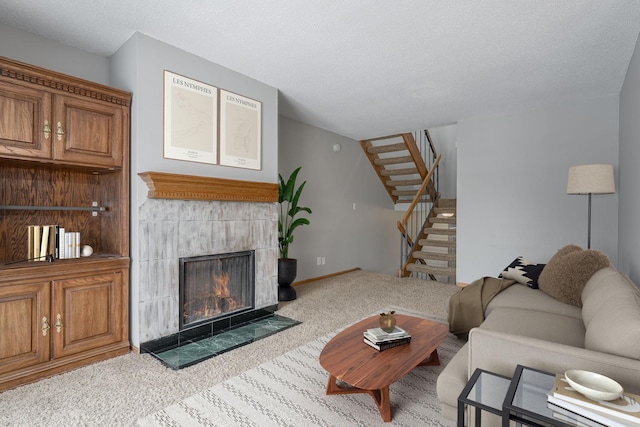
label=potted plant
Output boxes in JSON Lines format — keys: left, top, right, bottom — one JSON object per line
{"left": 278, "top": 166, "right": 312, "bottom": 301}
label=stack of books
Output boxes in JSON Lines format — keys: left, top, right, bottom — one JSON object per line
{"left": 547, "top": 374, "right": 640, "bottom": 427}
{"left": 363, "top": 326, "right": 411, "bottom": 351}
{"left": 27, "top": 225, "right": 81, "bottom": 261}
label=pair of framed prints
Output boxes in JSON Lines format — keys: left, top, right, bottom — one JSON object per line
{"left": 163, "top": 70, "right": 261, "bottom": 170}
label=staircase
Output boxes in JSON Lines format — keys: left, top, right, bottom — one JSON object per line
{"left": 405, "top": 199, "right": 456, "bottom": 281}
{"left": 359, "top": 131, "right": 456, "bottom": 283}
{"left": 358, "top": 133, "right": 435, "bottom": 204}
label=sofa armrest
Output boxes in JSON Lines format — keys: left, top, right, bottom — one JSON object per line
{"left": 468, "top": 328, "right": 640, "bottom": 395}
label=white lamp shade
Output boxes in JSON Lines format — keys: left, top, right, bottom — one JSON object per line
{"left": 567, "top": 164, "right": 615, "bottom": 195}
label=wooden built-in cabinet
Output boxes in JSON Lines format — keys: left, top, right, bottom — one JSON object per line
{"left": 0, "top": 56, "right": 131, "bottom": 391}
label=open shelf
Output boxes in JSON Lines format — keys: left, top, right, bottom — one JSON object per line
{"left": 0, "top": 163, "right": 126, "bottom": 265}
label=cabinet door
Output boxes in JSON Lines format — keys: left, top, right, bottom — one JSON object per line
{"left": 53, "top": 94, "right": 123, "bottom": 167}
{"left": 0, "top": 80, "right": 52, "bottom": 159}
{"left": 52, "top": 271, "right": 123, "bottom": 358}
{"left": 0, "top": 282, "right": 51, "bottom": 375}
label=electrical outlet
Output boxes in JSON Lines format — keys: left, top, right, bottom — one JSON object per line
{"left": 317, "top": 256, "right": 321, "bottom": 265}
{"left": 321, "top": 257, "right": 326, "bottom": 265}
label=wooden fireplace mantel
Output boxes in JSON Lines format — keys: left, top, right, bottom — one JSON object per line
{"left": 138, "top": 171, "right": 278, "bottom": 202}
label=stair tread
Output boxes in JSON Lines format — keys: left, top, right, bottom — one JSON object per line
{"left": 434, "top": 207, "right": 456, "bottom": 213}
{"left": 386, "top": 178, "right": 422, "bottom": 187}
{"left": 367, "top": 142, "right": 407, "bottom": 154}
{"left": 429, "top": 217, "right": 456, "bottom": 224}
{"left": 374, "top": 156, "right": 413, "bottom": 166}
{"left": 438, "top": 199, "right": 457, "bottom": 207}
{"left": 413, "top": 251, "right": 455, "bottom": 261}
{"left": 406, "top": 263, "right": 456, "bottom": 276}
{"left": 392, "top": 189, "right": 430, "bottom": 196}
{"left": 419, "top": 239, "right": 456, "bottom": 248}
{"left": 380, "top": 167, "right": 419, "bottom": 176}
{"left": 424, "top": 227, "right": 456, "bottom": 235}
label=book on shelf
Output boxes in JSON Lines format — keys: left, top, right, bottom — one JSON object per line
{"left": 66, "top": 232, "right": 73, "bottom": 259}
{"left": 54, "top": 225, "right": 60, "bottom": 259}
{"left": 58, "top": 227, "right": 65, "bottom": 259}
{"left": 33, "top": 225, "right": 40, "bottom": 261}
{"left": 364, "top": 326, "right": 410, "bottom": 343}
{"left": 47, "top": 226, "right": 55, "bottom": 259}
{"left": 27, "top": 225, "right": 51, "bottom": 261}
{"left": 549, "top": 402, "right": 611, "bottom": 427}
{"left": 25, "top": 225, "right": 81, "bottom": 261}
{"left": 39, "top": 225, "right": 50, "bottom": 261}
{"left": 27, "top": 225, "right": 35, "bottom": 260}
{"left": 75, "top": 232, "right": 80, "bottom": 258}
{"left": 548, "top": 374, "right": 640, "bottom": 426}
{"left": 363, "top": 336, "right": 411, "bottom": 351}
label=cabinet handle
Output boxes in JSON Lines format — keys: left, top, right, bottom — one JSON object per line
{"left": 56, "top": 121, "right": 65, "bottom": 141}
{"left": 41, "top": 317, "right": 50, "bottom": 336}
{"left": 55, "top": 314, "right": 63, "bottom": 333}
{"left": 43, "top": 120, "right": 51, "bottom": 140}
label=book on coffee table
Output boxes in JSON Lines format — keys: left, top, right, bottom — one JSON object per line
{"left": 364, "top": 326, "right": 410, "bottom": 343}
{"left": 363, "top": 335, "right": 411, "bottom": 351}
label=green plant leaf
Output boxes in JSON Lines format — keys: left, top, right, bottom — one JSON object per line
{"left": 278, "top": 166, "right": 311, "bottom": 259}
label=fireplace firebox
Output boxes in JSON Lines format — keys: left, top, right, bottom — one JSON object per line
{"left": 179, "top": 250, "right": 255, "bottom": 330}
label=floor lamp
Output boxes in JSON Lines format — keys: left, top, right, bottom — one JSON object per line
{"left": 566, "top": 164, "right": 615, "bottom": 249}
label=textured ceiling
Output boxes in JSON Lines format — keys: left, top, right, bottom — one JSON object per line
{"left": 1, "top": 1, "right": 639, "bottom": 140}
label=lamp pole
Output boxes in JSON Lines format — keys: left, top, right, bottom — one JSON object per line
{"left": 587, "top": 193, "right": 592, "bottom": 249}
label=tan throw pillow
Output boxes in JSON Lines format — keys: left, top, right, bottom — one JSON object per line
{"left": 538, "top": 245, "right": 610, "bottom": 307}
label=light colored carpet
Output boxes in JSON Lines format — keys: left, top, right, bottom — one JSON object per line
{"left": 0, "top": 270, "right": 460, "bottom": 426}
{"left": 137, "top": 310, "right": 462, "bottom": 426}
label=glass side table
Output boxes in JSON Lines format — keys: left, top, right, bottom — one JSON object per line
{"left": 502, "top": 364, "right": 579, "bottom": 427}
{"left": 457, "top": 368, "right": 511, "bottom": 427}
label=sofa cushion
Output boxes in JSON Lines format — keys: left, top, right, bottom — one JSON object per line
{"left": 499, "top": 256, "right": 546, "bottom": 288}
{"left": 435, "top": 341, "right": 469, "bottom": 418}
{"left": 486, "top": 283, "right": 582, "bottom": 320}
{"left": 538, "top": 245, "right": 610, "bottom": 307}
{"left": 480, "top": 307, "right": 586, "bottom": 348}
{"left": 582, "top": 270, "right": 640, "bottom": 360}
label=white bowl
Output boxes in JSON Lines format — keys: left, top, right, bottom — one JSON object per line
{"left": 565, "top": 370, "right": 623, "bottom": 401}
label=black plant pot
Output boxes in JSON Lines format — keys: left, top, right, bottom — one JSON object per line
{"left": 278, "top": 258, "right": 297, "bottom": 301}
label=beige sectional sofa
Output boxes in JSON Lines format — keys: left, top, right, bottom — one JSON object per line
{"left": 436, "top": 265, "right": 640, "bottom": 423}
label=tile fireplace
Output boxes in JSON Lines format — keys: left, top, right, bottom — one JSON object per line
{"left": 136, "top": 173, "right": 293, "bottom": 368}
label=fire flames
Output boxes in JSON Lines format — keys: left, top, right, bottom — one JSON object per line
{"left": 184, "top": 269, "right": 238, "bottom": 324}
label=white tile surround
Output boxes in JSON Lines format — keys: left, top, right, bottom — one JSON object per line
{"left": 137, "top": 198, "right": 278, "bottom": 343}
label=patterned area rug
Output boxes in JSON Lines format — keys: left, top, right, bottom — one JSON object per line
{"left": 137, "top": 311, "right": 462, "bottom": 427}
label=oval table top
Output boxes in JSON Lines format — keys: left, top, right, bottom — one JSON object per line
{"left": 319, "top": 314, "right": 448, "bottom": 391}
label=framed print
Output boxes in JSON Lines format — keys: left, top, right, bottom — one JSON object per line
{"left": 219, "top": 89, "right": 262, "bottom": 170}
{"left": 163, "top": 70, "right": 218, "bottom": 164}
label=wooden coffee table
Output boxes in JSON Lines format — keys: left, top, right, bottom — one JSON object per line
{"left": 319, "top": 314, "right": 448, "bottom": 422}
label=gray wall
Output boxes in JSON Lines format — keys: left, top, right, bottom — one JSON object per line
{"left": 0, "top": 24, "right": 109, "bottom": 85}
{"left": 456, "top": 96, "right": 620, "bottom": 283}
{"left": 111, "top": 32, "right": 279, "bottom": 192}
{"left": 619, "top": 34, "right": 640, "bottom": 285}
{"left": 110, "top": 33, "right": 279, "bottom": 347}
{"left": 278, "top": 117, "right": 401, "bottom": 280}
